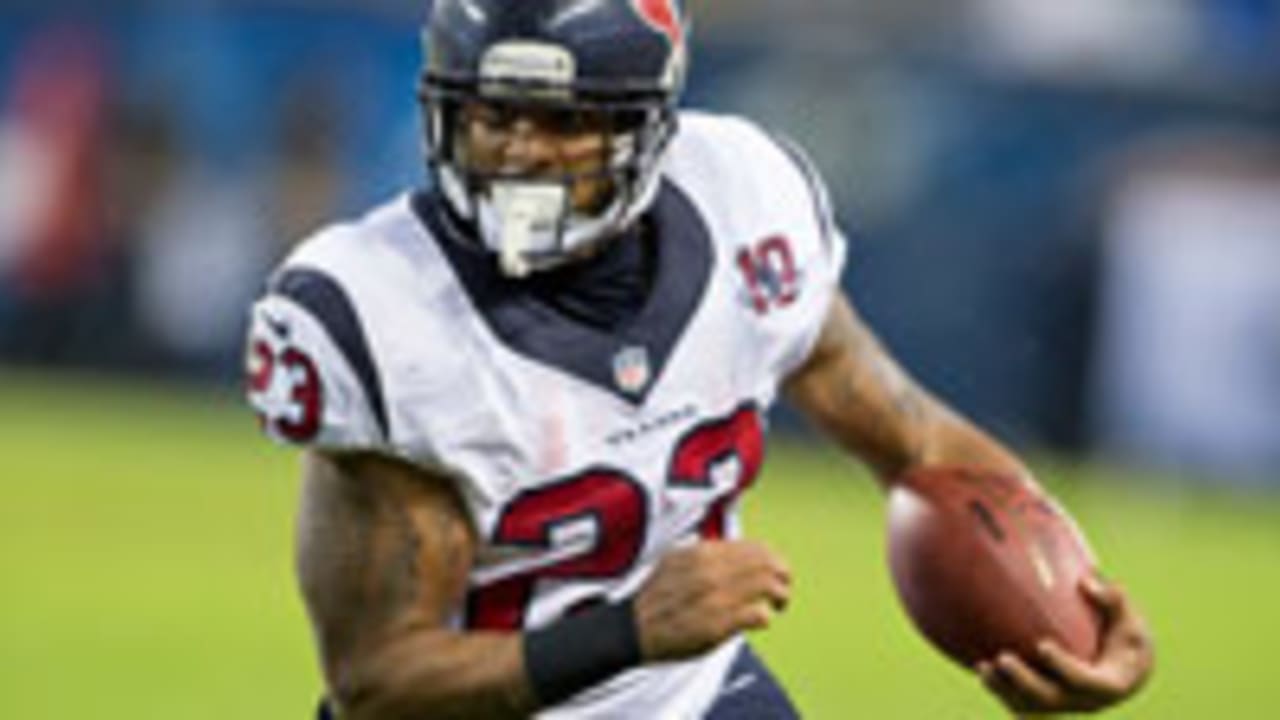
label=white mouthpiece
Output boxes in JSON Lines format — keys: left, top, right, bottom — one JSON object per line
{"left": 489, "top": 182, "right": 567, "bottom": 277}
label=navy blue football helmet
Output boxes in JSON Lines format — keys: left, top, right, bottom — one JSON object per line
{"left": 420, "top": 0, "right": 688, "bottom": 275}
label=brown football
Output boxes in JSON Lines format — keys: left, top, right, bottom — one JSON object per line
{"left": 886, "top": 466, "right": 1102, "bottom": 669}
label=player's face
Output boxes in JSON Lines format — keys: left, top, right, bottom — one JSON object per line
{"left": 458, "top": 100, "right": 615, "bottom": 214}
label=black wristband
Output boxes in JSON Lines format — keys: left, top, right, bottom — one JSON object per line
{"left": 522, "top": 598, "right": 643, "bottom": 707}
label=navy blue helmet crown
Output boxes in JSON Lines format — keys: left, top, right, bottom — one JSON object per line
{"left": 425, "top": 0, "right": 687, "bottom": 97}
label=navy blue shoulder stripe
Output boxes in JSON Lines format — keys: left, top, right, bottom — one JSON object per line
{"left": 766, "top": 130, "right": 838, "bottom": 255}
{"left": 270, "top": 267, "right": 390, "bottom": 440}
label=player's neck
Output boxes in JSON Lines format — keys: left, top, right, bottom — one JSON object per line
{"left": 521, "top": 217, "right": 658, "bottom": 331}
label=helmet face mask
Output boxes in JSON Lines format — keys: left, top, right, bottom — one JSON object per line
{"left": 419, "top": 0, "right": 687, "bottom": 276}
{"left": 433, "top": 92, "right": 651, "bottom": 214}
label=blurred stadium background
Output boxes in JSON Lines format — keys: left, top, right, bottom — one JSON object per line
{"left": 1, "top": 1, "right": 1278, "bottom": 717}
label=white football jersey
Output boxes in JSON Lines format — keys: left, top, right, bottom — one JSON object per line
{"left": 246, "top": 111, "right": 847, "bottom": 719}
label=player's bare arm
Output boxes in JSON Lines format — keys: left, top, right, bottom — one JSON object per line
{"left": 783, "top": 293, "right": 1027, "bottom": 483}
{"left": 783, "top": 293, "right": 1154, "bottom": 714}
{"left": 298, "top": 451, "right": 791, "bottom": 718}
{"left": 297, "top": 450, "right": 535, "bottom": 719}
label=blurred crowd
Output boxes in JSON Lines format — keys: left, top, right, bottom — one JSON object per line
{"left": 0, "top": 0, "right": 1277, "bottom": 482}
{"left": 0, "top": 5, "right": 421, "bottom": 381}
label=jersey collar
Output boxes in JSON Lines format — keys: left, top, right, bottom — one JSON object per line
{"left": 412, "top": 182, "right": 713, "bottom": 405}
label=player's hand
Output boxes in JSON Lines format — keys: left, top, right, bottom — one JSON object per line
{"left": 976, "top": 574, "right": 1154, "bottom": 716}
{"left": 633, "top": 540, "right": 791, "bottom": 662}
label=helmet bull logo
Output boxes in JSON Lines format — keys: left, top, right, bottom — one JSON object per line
{"left": 633, "top": 0, "right": 684, "bottom": 47}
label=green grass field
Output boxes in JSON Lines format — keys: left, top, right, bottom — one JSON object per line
{"left": 2, "top": 371, "right": 1277, "bottom": 718}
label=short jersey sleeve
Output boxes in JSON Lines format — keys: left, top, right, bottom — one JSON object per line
{"left": 760, "top": 131, "right": 849, "bottom": 379}
{"left": 244, "top": 266, "right": 389, "bottom": 452}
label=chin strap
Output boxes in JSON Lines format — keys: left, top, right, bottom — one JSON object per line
{"left": 489, "top": 182, "right": 568, "bottom": 278}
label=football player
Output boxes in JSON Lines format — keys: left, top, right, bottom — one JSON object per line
{"left": 244, "top": 1, "right": 1154, "bottom": 717}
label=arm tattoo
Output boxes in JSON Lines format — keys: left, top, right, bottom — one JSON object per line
{"left": 383, "top": 499, "right": 425, "bottom": 614}
{"left": 435, "top": 507, "right": 472, "bottom": 594}
{"left": 791, "top": 297, "right": 934, "bottom": 473}
{"left": 296, "top": 452, "right": 473, "bottom": 667}
{"left": 295, "top": 453, "right": 537, "bottom": 719}
{"left": 848, "top": 327, "right": 927, "bottom": 433}
{"left": 792, "top": 296, "right": 1031, "bottom": 484}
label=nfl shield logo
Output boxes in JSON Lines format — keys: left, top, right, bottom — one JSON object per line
{"left": 612, "top": 346, "right": 652, "bottom": 395}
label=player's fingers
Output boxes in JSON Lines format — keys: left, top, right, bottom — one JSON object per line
{"left": 731, "top": 565, "right": 791, "bottom": 612}
{"left": 708, "top": 553, "right": 789, "bottom": 617}
{"left": 734, "top": 599, "right": 775, "bottom": 632}
{"left": 1061, "top": 628, "right": 1153, "bottom": 697}
{"left": 1081, "top": 574, "right": 1125, "bottom": 624}
{"left": 977, "top": 665, "right": 1058, "bottom": 718}
{"left": 1081, "top": 577, "right": 1156, "bottom": 688}
{"left": 1083, "top": 575, "right": 1149, "bottom": 644}
{"left": 734, "top": 539, "right": 793, "bottom": 583}
{"left": 1035, "top": 640, "right": 1123, "bottom": 703}
{"left": 772, "top": 558, "right": 793, "bottom": 585}
{"left": 729, "top": 539, "right": 790, "bottom": 569}
{"left": 762, "top": 575, "right": 790, "bottom": 612}
{"left": 978, "top": 659, "right": 1038, "bottom": 714}
{"left": 1105, "top": 588, "right": 1153, "bottom": 654}
{"left": 992, "top": 652, "right": 1068, "bottom": 710}
{"left": 721, "top": 544, "right": 792, "bottom": 598}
